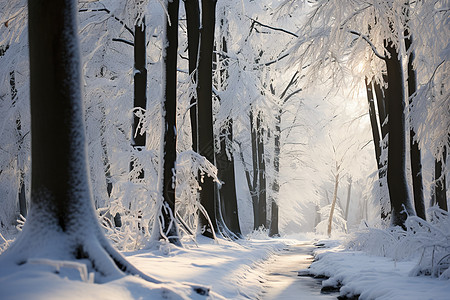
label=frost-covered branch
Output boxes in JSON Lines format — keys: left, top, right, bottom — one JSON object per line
{"left": 348, "top": 30, "right": 386, "bottom": 60}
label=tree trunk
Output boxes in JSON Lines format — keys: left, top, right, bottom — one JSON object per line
{"left": 214, "top": 13, "right": 241, "bottom": 238}
{"left": 216, "top": 120, "right": 242, "bottom": 237}
{"left": 374, "top": 80, "right": 389, "bottom": 138}
{"left": 184, "top": 0, "right": 200, "bottom": 152}
{"left": 365, "top": 78, "right": 382, "bottom": 170}
{"left": 237, "top": 141, "right": 259, "bottom": 230}
{"left": 160, "top": 0, "right": 181, "bottom": 246}
{"left": 269, "top": 201, "right": 279, "bottom": 237}
{"left": 10, "top": 70, "right": 27, "bottom": 218}
{"left": 435, "top": 147, "right": 448, "bottom": 211}
{"left": 344, "top": 177, "right": 352, "bottom": 221}
{"left": 384, "top": 40, "right": 415, "bottom": 228}
{"left": 256, "top": 113, "right": 267, "bottom": 228}
{"left": 269, "top": 109, "right": 282, "bottom": 237}
{"left": 197, "top": 0, "right": 218, "bottom": 238}
{"left": 3, "top": 0, "right": 155, "bottom": 281}
{"left": 405, "top": 32, "right": 426, "bottom": 220}
{"left": 327, "top": 172, "right": 339, "bottom": 237}
{"left": 131, "top": 18, "right": 147, "bottom": 178}
{"left": 250, "top": 110, "right": 260, "bottom": 229}
{"left": 373, "top": 79, "right": 390, "bottom": 222}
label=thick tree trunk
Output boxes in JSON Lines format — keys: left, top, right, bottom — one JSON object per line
{"left": 405, "top": 33, "right": 426, "bottom": 220}
{"left": 384, "top": 40, "right": 415, "bottom": 228}
{"left": 214, "top": 14, "right": 241, "bottom": 237}
{"left": 197, "top": 0, "right": 218, "bottom": 238}
{"left": 5, "top": 0, "right": 148, "bottom": 280}
{"left": 160, "top": 0, "right": 181, "bottom": 246}
{"left": 184, "top": 0, "right": 200, "bottom": 152}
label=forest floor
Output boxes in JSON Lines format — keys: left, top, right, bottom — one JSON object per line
{"left": 1, "top": 232, "right": 449, "bottom": 299}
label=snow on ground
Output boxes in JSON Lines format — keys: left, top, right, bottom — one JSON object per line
{"left": 0, "top": 232, "right": 305, "bottom": 300}
{"left": 306, "top": 240, "right": 450, "bottom": 300}
{"left": 1, "top": 232, "right": 449, "bottom": 299}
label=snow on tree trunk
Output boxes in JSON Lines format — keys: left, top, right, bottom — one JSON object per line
{"left": 197, "top": 0, "right": 218, "bottom": 238}
{"left": 435, "top": 147, "right": 447, "bottom": 212}
{"left": 158, "top": 0, "right": 182, "bottom": 246}
{"left": 327, "top": 171, "right": 339, "bottom": 237}
{"left": 384, "top": 39, "right": 416, "bottom": 228}
{"left": 184, "top": 0, "right": 200, "bottom": 152}
{"left": 0, "top": 0, "right": 160, "bottom": 285}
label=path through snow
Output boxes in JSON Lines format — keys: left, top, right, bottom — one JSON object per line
{"left": 261, "top": 243, "right": 337, "bottom": 300}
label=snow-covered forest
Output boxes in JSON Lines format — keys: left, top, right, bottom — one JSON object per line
{"left": 0, "top": 0, "right": 448, "bottom": 299}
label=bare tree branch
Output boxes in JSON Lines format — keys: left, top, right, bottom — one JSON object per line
{"left": 112, "top": 38, "right": 134, "bottom": 46}
{"left": 248, "top": 17, "right": 298, "bottom": 38}
{"left": 79, "top": 7, "right": 134, "bottom": 37}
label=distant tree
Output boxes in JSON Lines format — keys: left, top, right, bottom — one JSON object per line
{"left": 269, "top": 72, "right": 302, "bottom": 237}
{"left": 238, "top": 109, "right": 267, "bottom": 231}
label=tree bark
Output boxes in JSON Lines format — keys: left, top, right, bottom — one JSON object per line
{"left": 365, "top": 78, "right": 382, "bottom": 170}
{"left": 435, "top": 147, "right": 448, "bottom": 211}
{"left": 216, "top": 120, "right": 241, "bottom": 237}
{"left": 384, "top": 39, "right": 415, "bottom": 228}
{"left": 197, "top": 0, "right": 218, "bottom": 238}
{"left": 269, "top": 201, "right": 279, "bottom": 237}
{"left": 405, "top": 31, "right": 426, "bottom": 220}
{"left": 327, "top": 172, "right": 339, "bottom": 237}
{"left": 269, "top": 109, "right": 282, "bottom": 237}
{"left": 184, "top": 0, "right": 200, "bottom": 152}
{"left": 373, "top": 79, "right": 390, "bottom": 222}
{"left": 344, "top": 177, "right": 352, "bottom": 221}
{"left": 250, "top": 110, "right": 260, "bottom": 229}
{"left": 10, "top": 70, "right": 27, "bottom": 218}
{"left": 214, "top": 13, "right": 241, "bottom": 237}
{"left": 160, "top": 0, "right": 181, "bottom": 246}
{"left": 256, "top": 113, "right": 267, "bottom": 228}
{"left": 131, "top": 18, "right": 147, "bottom": 178}
{"left": 374, "top": 80, "right": 389, "bottom": 139}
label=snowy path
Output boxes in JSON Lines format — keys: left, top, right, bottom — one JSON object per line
{"left": 261, "top": 243, "right": 337, "bottom": 300}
